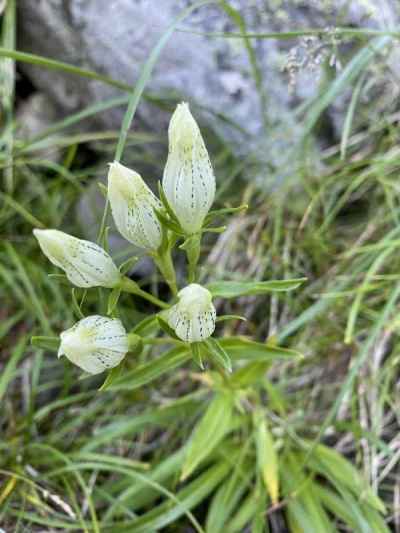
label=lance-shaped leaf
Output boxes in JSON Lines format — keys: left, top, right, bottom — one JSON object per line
{"left": 207, "top": 278, "right": 307, "bottom": 298}
{"left": 105, "top": 346, "right": 191, "bottom": 391}
{"left": 219, "top": 337, "right": 303, "bottom": 361}
{"left": 181, "top": 391, "right": 234, "bottom": 480}
{"left": 254, "top": 410, "right": 279, "bottom": 505}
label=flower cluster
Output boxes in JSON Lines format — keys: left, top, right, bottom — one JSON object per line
{"left": 34, "top": 103, "right": 218, "bottom": 374}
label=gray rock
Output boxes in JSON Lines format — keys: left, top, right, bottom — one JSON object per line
{"left": 16, "top": 92, "right": 62, "bottom": 162}
{"left": 17, "top": 0, "right": 399, "bottom": 186}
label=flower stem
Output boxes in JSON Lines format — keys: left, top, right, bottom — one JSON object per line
{"left": 153, "top": 249, "right": 178, "bottom": 296}
{"left": 120, "top": 277, "right": 169, "bottom": 309}
{"left": 182, "top": 233, "right": 201, "bottom": 283}
{"left": 142, "top": 337, "right": 182, "bottom": 346}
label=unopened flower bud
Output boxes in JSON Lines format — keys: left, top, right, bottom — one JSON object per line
{"left": 58, "top": 315, "right": 128, "bottom": 374}
{"left": 163, "top": 103, "right": 215, "bottom": 234}
{"left": 33, "top": 229, "right": 120, "bottom": 288}
{"left": 168, "top": 283, "right": 216, "bottom": 343}
{"left": 108, "top": 161, "right": 162, "bottom": 250}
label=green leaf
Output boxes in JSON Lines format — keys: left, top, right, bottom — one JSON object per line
{"left": 118, "top": 460, "right": 232, "bottom": 532}
{"left": 191, "top": 342, "right": 204, "bottom": 369}
{"left": 83, "top": 393, "right": 203, "bottom": 451}
{"left": 204, "top": 337, "right": 232, "bottom": 372}
{"left": 282, "top": 453, "right": 335, "bottom": 533}
{"left": 132, "top": 315, "right": 159, "bottom": 336}
{"left": 181, "top": 392, "right": 234, "bottom": 480}
{"left": 206, "top": 454, "right": 253, "bottom": 533}
{"left": 226, "top": 489, "right": 262, "bottom": 533}
{"left": 230, "top": 361, "right": 270, "bottom": 387}
{"left": 207, "top": 278, "right": 307, "bottom": 298}
{"left": 219, "top": 337, "right": 303, "bottom": 361}
{"left": 106, "top": 346, "right": 191, "bottom": 391}
{"left": 251, "top": 486, "right": 268, "bottom": 533}
{"left": 98, "top": 363, "right": 125, "bottom": 392}
{"left": 254, "top": 410, "right": 279, "bottom": 505}
{"left": 304, "top": 442, "right": 386, "bottom": 514}
{"left": 317, "top": 484, "right": 375, "bottom": 533}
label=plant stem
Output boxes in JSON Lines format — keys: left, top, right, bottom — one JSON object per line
{"left": 153, "top": 249, "right": 178, "bottom": 296}
{"left": 120, "top": 277, "right": 169, "bottom": 309}
{"left": 142, "top": 338, "right": 182, "bottom": 346}
{"left": 184, "top": 234, "right": 201, "bottom": 283}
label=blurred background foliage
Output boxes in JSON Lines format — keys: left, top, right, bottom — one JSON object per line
{"left": 1, "top": 1, "right": 400, "bottom": 531}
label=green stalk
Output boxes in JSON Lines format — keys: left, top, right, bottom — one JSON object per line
{"left": 120, "top": 277, "right": 169, "bottom": 309}
{"left": 153, "top": 249, "right": 178, "bottom": 296}
{"left": 180, "top": 234, "right": 201, "bottom": 283}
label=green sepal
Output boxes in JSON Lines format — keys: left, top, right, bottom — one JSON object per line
{"left": 97, "top": 182, "right": 108, "bottom": 198}
{"left": 201, "top": 225, "right": 227, "bottom": 234}
{"left": 107, "top": 286, "right": 121, "bottom": 315}
{"left": 204, "top": 337, "right": 232, "bottom": 373}
{"left": 157, "top": 314, "right": 181, "bottom": 341}
{"left": 154, "top": 208, "right": 185, "bottom": 235}
{"left": 127, "top": 333, "right": 144, "bottom": 355}
{"left": 118, "top": 256, "right": 139, "bottom": 275}
{"left": 100, "top": 225, "right": 110, "bottom": 253}
{"left": 71, "top": 288, "right": 86, "bottom": 319}
{"left": 158, "top": 180, "right": 181, "bottom": 225}
{"left": 216, "top": 314, "right": 247, "bottom": 323}
{"left": 191, "top": 342, "right": 205, "bottom": 370}
{"left": 204, "top": 204, "right": 248, "bottom": 225}
{"left": 31, "top": 336, "right": 60, "bottom": 351}
{"left": 48, "top": 273, "right": 70, "bottom": 286}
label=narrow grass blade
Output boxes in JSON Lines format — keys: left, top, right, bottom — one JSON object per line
{"left": 0, "top": 335, "right": 26, "bottom": 402}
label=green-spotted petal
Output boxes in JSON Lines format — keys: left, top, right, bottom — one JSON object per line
{"left": 33, "top": 229, "right": 120, "bottom": 288}
{"left": 58, "top": 315, "right": 128, "bottom": 374}
{"left": 108, "top": 161, "right": 162, "bottom": 250}
{"left": 163, "top": 103, "right": 215, "bottom": 235}
{"left": 168, "top": 283, "right": 216, "bottom": 343}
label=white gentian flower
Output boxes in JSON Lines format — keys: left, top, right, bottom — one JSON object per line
{"left": 33, "top": 229, "right": 120, "bottom": 288}
{"left": 108, "top": 161, "right": 162, "bottom": 250}
{"left": 163, "top": 103, "right": 215, "bottom": 234}
{"left": 58, "top": 315, "right": 129, "bottom": 374}
{"left": 168, "top": 283, "right": 216, "bottom": 343}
